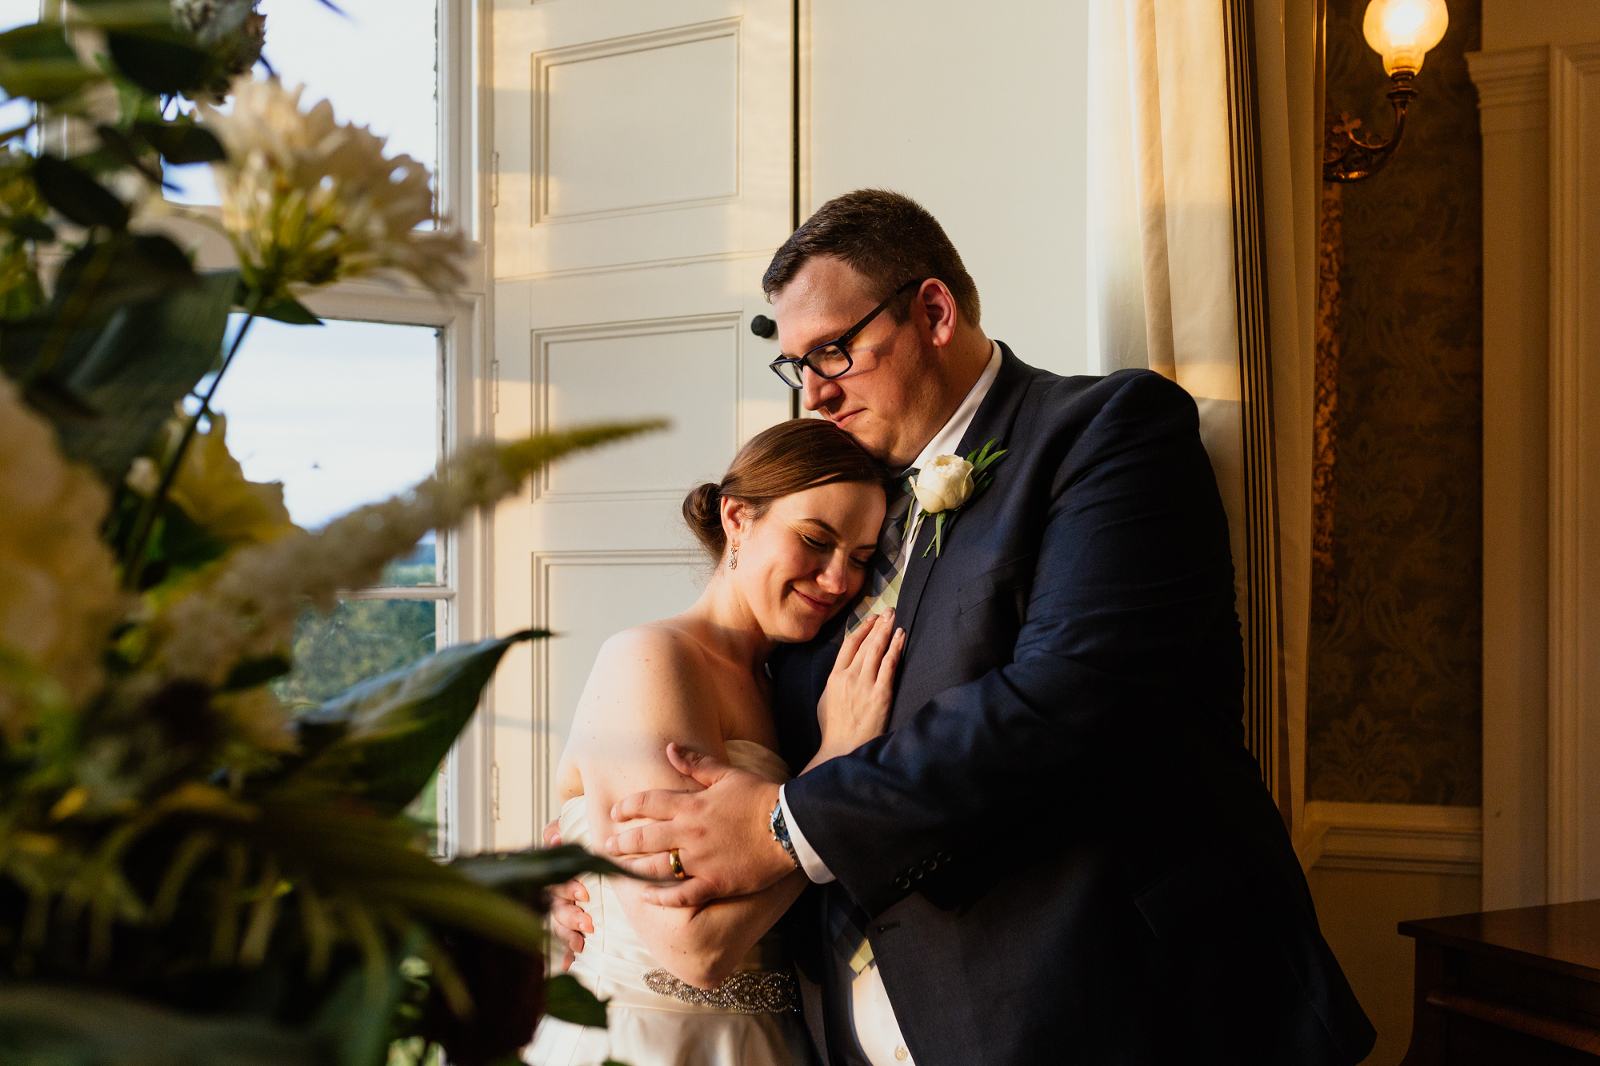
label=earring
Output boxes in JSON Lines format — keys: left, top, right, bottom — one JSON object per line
{"left": 728, "top": 544, "right": 739, "bottom": 570}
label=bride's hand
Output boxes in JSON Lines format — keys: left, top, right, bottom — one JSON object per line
{"left": 807, "top": 609, "right": 905, "bottom": 771}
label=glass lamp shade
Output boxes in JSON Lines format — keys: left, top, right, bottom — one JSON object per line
{"left": 1363, "top": 0, "right": 1449, "bottom": 75}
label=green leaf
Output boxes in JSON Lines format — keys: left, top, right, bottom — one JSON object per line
{"left": 250, "top": 800, "right": 549, "bottom": 954}
{"left": 36, "top": 269, "right": 235, "bottom": 482}
{"left": 96, "top": 123, "right": 169, "bottom": 187}
{"left": 258, "top": 294, "right": 322, "bottom": 325}
{"left": 6, "top": 215, "right": 54, "bottom": 242}
{"left": 135, "top": 118, "right": 226, "bottom": 164}
{"left": 450, "top": 844, "right": 633, "bottom": 891}
{"left": 68, "top": 0, "right": 179, "bottom": 30}
{"left": 224, "top": 654, "right": 294, "bottom": 692}
{"left": 543, "top": 974, "right": 608, "bottom": 1028}
{"left": 0, "top": 984, "right": 322, "bottom": 1066}
{"left": 32, "top": 154, "right": 129, "bottom": 229}
{"left": 282, "top": 631, "right": 544, "bottom": 816}
{"left": 106, "top": 27, "right": 211, "bottom": 97}
{"left": 0, "top": 24, "right": 102, "bottom": 104}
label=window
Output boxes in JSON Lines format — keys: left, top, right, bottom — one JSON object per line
{"left": 209, "top": 318, "right": 453, "bottom": 848}
{"left": 174, "top": 0, "right": 488, "bottom": 854}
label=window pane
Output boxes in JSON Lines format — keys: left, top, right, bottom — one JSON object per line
{"left": 273, "top": 599, "right": 441, "bottom": 708}
{"left": 167, "top": 0, "right": 440, "bottom": 205}
{"left": 205, "top": 318, "right": 441, "bottom": 536}
{"left": 0, "top": 0, "right": 33, "bottom": 31}
{"left": 383, "top": 535, "right": 437, "bottom": 587}
{"left": 273, "top": 598, "right": 444, "bottom": 848}
{"left": 0, "top": 1, "right": 36, "bottom": 137}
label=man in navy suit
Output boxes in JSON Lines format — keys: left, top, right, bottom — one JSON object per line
{"left": 588, "top": 189, "right": 1375, "bottom": 1066}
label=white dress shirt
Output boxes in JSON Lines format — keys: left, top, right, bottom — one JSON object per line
{"left": 777, "top": 341, "right": 1002, "bottom": 1066}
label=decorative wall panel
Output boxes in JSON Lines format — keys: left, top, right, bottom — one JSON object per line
{"left": 1307, "top": 0, "right": 1484, "bottom": 805}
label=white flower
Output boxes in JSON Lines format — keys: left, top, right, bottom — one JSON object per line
{"left": 0, "top": 376, "right": 125, "bottom": 736}
{"left": 911, "top": 454, "right": 975, "bottom": 514}
{"left": 201, "top": 76, "right": 468, "bottom": 298}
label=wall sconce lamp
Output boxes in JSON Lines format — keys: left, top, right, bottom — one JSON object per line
{"left": 1323, "top": 0, "right": 1450, "bottom": 182}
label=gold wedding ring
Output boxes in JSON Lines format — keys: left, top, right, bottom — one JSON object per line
{"left": 669, "top": 848, "right": 686, "bottom": 880}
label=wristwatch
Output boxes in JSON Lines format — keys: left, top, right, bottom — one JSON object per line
{"left": 769, "top": 798, "right": 802, "bottom": 871}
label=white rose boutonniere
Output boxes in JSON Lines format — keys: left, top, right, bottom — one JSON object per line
{"left": 911, "top": 453, "right": 975, "bottom": 513}
{"left": 910, "top": 438, "right": 1007, "bottom": 557}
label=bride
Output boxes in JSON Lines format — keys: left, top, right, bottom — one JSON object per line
{"left": 526, "top": 418, "right": 905, "bottom": 1066}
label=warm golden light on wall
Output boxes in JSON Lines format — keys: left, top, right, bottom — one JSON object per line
{"left": 1324, "top": 0, "right": 1450, "bottom": 182}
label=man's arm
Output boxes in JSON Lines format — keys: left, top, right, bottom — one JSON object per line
{"left": 784, "top": 371, "right": 1236, "bottom": 912}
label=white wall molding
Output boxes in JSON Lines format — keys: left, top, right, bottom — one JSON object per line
{"left": 1467, "top": 46, "right": 1550, "bottom": 132}
{"left": 1299, "top": 802, "right": 1483, "bottom": 877}
{"left": 1546, "top": 42, "right": 1600, "bottom": 904}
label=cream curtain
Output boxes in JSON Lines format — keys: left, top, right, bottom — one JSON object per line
{"left": 1089, "top": 0, "right": 1246, "bottom": 609}
{"left": 1087, "top": 0, "right": 1320, "bottom": 823}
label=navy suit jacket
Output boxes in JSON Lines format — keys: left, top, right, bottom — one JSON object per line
{"left": 773, "top": 347, "right": 1375, "bottom": 1066}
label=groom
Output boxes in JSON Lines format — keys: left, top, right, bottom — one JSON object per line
{"left": 566, "top": 190, "right": 1375, "bottom": 1066}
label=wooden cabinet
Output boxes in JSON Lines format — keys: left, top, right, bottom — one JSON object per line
{"left": 1401, "top": 901, "right": 1600, "bottom": 1064}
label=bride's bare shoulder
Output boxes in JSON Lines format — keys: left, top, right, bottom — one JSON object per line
{"left": 581, "top": 621, "right": 713, "bottom": 704}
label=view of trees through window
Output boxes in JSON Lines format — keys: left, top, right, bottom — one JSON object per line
{"left": 212, "top": 317, "right": 449, "bottom": 845}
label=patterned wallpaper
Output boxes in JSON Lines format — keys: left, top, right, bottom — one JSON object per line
{"left": 1306, "top": 0, "right": 1484, "bottom": 805}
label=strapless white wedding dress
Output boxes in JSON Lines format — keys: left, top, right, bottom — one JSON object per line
{"left": 526, "top": 740, "right": 810, "bottom": 1066}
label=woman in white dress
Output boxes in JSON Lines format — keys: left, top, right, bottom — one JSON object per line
{"left": 527, "top": 418, "right": 905, "bottom": 1066}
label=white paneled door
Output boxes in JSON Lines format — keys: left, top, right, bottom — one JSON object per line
{"left": 490, "top": 0, "right": 793, "bottom": 847}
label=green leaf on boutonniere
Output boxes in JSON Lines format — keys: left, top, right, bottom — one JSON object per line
{"left": 919, "top": 438, "right": 1008, "bottom": 558}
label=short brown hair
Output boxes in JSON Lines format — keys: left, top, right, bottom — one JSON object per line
{"left": 682, "top": 419, "right": 886, "bottom": 561}
{"left": 762, "top": 189, "right": 981, "bottom": 327}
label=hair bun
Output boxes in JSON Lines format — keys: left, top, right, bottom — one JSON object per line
{"left": 682, "top": 482, "right": 726, "bottom": 557}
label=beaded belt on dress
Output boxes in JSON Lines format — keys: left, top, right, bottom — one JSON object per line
{"left": 641, "top": 967, "right": 800, "bottom": 1014}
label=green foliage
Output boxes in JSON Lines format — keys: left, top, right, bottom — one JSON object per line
{"left": 0, "top": 10, "right": 664, "bottom": 1064}
{"left": 0, "top": 24, "right": 100, "bottom": 103}
{"left": 0, "top": 985, "right": 320, "bottom": 1066}
{"left": 543, "top": 974, "right": 608, "bottom": 1028}
{"left": 280, "top": 631, "right": 542, "bottom": 817}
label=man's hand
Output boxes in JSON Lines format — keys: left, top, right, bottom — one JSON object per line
{"left": 604, "top": 743, "right": 793, "bottom": 907}
{"left": 542, "top": 816, "right": 590, "bottom": 971}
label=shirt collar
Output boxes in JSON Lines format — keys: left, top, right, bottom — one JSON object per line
{"left": 906, "top": 341, "right": 1003, "bottom": 474}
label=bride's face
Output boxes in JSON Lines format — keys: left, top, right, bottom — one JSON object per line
{"left": 725, "top": 481, "right": 886, "bottom": 643}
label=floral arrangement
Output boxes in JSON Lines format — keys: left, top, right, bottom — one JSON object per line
{"left": 0, "top": 5, "right": 656, "bottom": 1064}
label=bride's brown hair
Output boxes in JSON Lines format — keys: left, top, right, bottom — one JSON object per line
{"left": 683, "top": 419, "right": 887, "bottom": 561}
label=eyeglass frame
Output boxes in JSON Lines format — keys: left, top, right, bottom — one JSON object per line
{"left": 766, "top": 277, "right": 923, "bottom": 390}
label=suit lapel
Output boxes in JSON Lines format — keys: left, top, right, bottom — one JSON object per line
{"left": 893, "top": 343, "right": 1033, "bottom": 637}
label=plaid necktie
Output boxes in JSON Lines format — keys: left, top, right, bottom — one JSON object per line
{"left": 833, "top": 474, "right": 918, "bottom": 974}
{"left": 848, "top": 473, "right": 917, "bottom": 633}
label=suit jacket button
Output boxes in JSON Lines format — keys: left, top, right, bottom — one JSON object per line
{"left": 894, "top": 876, "right": 910, "bottom": 890}
{"left": 922, "top": 858, "right": 938, "bottom": 872}
{"left": 937, "top": 851, "right": 953, "bottom": 863}
{"left": 910, "top": 867, "right": 923, "bottom": 880}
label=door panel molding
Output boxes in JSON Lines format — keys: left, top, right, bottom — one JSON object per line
{"left": 532, "top": 18, "right": 744, "bottom": 225}
{"left": 530, "top": 312, "right": 744, "bottom": 502}
{"left": 529, "top": 548, "right": 707, "bottom": 832}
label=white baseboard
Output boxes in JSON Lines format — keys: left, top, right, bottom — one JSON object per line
{"left": 1296, "top": 802, "right": 1483, "bottom": 877}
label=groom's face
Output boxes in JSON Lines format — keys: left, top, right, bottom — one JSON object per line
{"left": 771, "top": 256, "right": 944, "bottom": 468}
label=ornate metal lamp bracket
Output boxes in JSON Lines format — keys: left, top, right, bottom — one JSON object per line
{"left": 1323, "top": 71, "right": 1418, "bottom": 182}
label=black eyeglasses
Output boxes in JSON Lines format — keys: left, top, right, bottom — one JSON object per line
{"left": 767, "top": 278, "right": 922, "bottom": 389}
